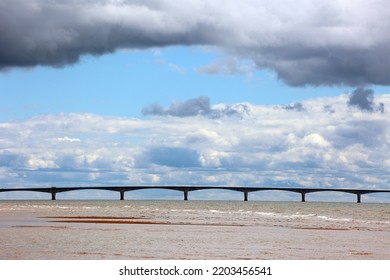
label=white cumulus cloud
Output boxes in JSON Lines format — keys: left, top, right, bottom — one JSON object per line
{"left": 0, "top": 92, "right": 390, "bottom": 202}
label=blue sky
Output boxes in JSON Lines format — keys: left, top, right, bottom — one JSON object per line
{"left": 1, "top": 0, "right": 390, "bottom": 202}
{"left": 2, "top": 45, "right": 377, "bottom": 121}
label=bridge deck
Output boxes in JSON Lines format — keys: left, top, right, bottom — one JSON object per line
{"left": 1, "top": 186, "right": 390, "bottom": 203}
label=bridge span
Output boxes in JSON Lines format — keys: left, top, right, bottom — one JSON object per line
{"left": 1, "top": 186, "right": 390, "bottom": 203}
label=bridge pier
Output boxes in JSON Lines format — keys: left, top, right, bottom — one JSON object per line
{"left": 51, "top": 188, "right": 56, "bottom": 200}
{"left": 244, "top": 191, "right": 248, "bottom": 201}
{"left": 183, "top": 190, "right": 188, "bottom": 201}
{"left": 357, "top": 193, "right": 361, "bottom": 203}
{"left": 301, "top": 192, "right": 306, "bottom": 202}
{"left": 120, "top": 190, "right": 125, "bottom": 201}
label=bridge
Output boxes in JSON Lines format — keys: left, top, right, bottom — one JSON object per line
{"left": 1, "top": 186, "right": 390, "bottom": 203}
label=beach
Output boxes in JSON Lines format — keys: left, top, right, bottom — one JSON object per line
{"left": 0, "top": 200, "right": 389, "bottom": 259}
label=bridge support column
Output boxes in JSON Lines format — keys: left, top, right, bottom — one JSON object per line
{"left": 51, "top": 188, "right": 56, "bottom": 200}
{"left": 120, "top": 191, "right": 125, "bottom": 201}
{"left": 183, "top": 190, "right": 188, "bottom": 201}
{"left": 244, "top": 191, "right": 248, "bottom": 201}
{"left": 357, "top": 193, "right": 361, "bottom": 203}
{"left": 301, "top": 192, "right": 306, "bottom": 202}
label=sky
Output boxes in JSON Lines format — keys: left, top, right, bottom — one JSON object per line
{"left": 1, "top": 0, "right": 390, "bottom": 202}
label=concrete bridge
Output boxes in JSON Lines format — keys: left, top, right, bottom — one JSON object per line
{"left": 1, "top": 186, "right": 390, "bottom": 203}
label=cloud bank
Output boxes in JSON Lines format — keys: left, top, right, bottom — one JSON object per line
{"left": 1, "top": 92, "right": 390, "bottom": 201}
{"left": 1, "top": 0, "right": 390, "bottom": 86}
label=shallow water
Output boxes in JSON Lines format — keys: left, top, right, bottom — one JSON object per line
{"left": 0, "top": 200, "right": 389, "bottom": 259}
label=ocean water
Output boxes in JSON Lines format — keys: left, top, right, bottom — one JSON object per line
{"left": 0, "top": 200, "right": 389, "bottom": 259}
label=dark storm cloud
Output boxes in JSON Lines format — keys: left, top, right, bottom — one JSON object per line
{"left": 142, "top": 96, "right": 250, "bottom": 118}
{"left": 348, "top": 87, "right": 385, "bottom": 112}
{"left": 283, "top": 102, "right": 305, "bottom": 112}
{"left": 142, "top": 96, "right": 211, "bottom": 117}
{"left": 1, "top": 0, "right": 390, "bottom": 86}
{"left": 0, "top": 0, "right": 217, "bottom": 69}
{"left": 348, "top": 88, "right": 375, "bottom": 111}
{"left": 251, "top": 44, "right": 390, "bottom": 86}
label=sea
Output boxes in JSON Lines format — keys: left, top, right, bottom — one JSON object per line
{"left": 0, "top": 200, "right": 389, "bottom": 260}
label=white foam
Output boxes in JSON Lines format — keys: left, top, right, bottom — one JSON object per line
{"left": 316, "top": 215, "right": 352, "bottom": 222}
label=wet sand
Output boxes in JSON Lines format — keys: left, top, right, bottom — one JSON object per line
{"left": 295, "top": 227, "right": 351, "bottom": 231}
{"left": 40, "top": 216, "right": 148, "bottom": 220}
{"left": 44, "top": 215, "right": 247, "bottom": 226}
{"left": 42, "top": 216, "right": 357, "bottom": 231}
